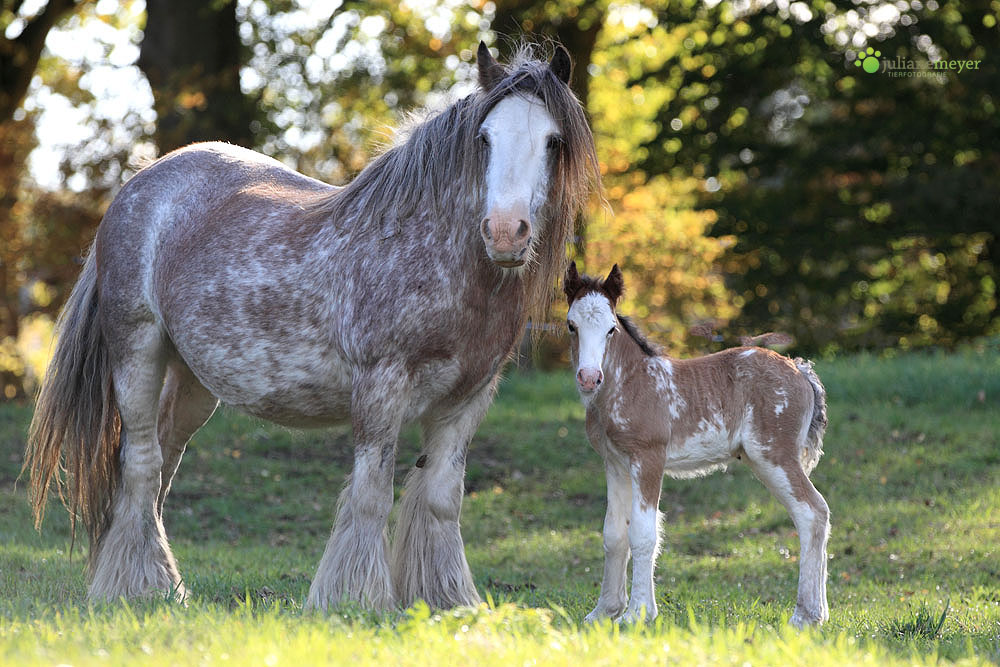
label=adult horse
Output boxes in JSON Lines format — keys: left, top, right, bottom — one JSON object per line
{"left": 24, "top": 43, "right": 599, "bottom": 611}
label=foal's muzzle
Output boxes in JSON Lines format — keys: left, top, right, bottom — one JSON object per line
{"left": 577, "top": 367, "right": 603, "bottom": 393}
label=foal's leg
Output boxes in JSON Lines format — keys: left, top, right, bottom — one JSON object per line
{"left": 747, "top": 454, "right": 830, "bottom": 627}
{"left": 305, "top": 363, "right": 408, "bottom": 611}
{"left": 156, "top": 361, "right": 218, "bottom": 516}
{"left": 390, "top": 383, "right": 494, "bottom": 608}
{"left": 585, "top": 452, "right": 631, "bottom": 622}
{"left": 89, "top": 324, "right": 184, "bottom": 600}
{"left": 620, "top": 454, "right": 665, "bottom": 623}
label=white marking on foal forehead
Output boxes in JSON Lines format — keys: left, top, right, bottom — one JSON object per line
{"left": 568, "top": 292, "right": 616, "bottom": 329}
{"left": 740, "top": 349, "right": 756, "bottom": 358}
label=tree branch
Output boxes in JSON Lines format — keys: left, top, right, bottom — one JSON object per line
{"left": 0, "top": 0, "right": 80, "bottom": 122}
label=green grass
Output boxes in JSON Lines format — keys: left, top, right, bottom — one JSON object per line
{"left": 2, "top": 347, "right": 999, "bottom": 664}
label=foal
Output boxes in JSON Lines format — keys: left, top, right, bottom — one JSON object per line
{"left": 564, "top": 263, "right": 830, "bottom": 628}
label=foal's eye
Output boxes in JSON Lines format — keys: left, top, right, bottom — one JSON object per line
{"left": 607, "top": 327, "right": 616, "bottom": 337}
{"left": 567, "top": 322, "right": 577, "bottom": 334}
{"left": 546, "top": 135, "right": 563, "bottom": 152}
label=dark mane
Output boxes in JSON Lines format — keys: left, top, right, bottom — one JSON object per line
{"left": 617, "top": 314, "right": 661, "bottom": 357}
{"left": 307, "top": 44, "right": 600, "bottom": 323}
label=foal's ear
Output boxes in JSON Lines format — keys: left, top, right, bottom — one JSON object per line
{"left": 603, "top": 264, "right": 624, "bottom": 304}
{"left": 550, "top": 45, "right": 572, "bottom": 85}
{"left": 563, "top": 261, "right": 582, "bottom": 303}
{"left": 477, "top": 42, "right": 506, "bottom": 91}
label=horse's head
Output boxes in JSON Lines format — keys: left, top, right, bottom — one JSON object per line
{"left": 563, "top": 262, "right": 624, "bottom": 397}
{"left": 475, "top": 42, "right": 573, "bottom": 268}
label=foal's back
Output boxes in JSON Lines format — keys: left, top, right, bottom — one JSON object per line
{"left": 631, "top": 346, "right": 820, "bottom": 477}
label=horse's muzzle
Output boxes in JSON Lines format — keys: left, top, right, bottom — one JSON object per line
{"left": 482, "top": 215, "right": 532, "bottom": 267}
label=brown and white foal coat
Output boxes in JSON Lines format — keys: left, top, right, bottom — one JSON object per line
{"left": 564, "top": 263, "right": 830, "bottom": 628}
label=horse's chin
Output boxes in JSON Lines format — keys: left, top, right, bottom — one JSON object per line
{"left": 493, "top": 259, "right": 526, "bottom": 269}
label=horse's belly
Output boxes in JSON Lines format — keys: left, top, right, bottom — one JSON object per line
{"left": 236, "top": 386, "right": 353, "bottom": 427}
{"left": 664, "top": 423, "right": 739, "bottom": 478}
{"left": 180, "top": 337, "right": 354, "bottom": 427}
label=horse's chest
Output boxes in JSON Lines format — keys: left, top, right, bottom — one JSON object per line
{"left": 407, "top": 293, "right": 522, "bottom": 402}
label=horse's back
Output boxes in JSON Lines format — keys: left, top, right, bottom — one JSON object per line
{"left": 93, "top": 143, "right": 352, "bottom": 418}
{"left": 99, "top": 142, "right": 336, "bottom": 290}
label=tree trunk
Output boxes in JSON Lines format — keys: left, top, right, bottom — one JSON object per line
{"left": 138, "top": 0, "right": 257, "bottom": 153}
{"left": 491, "top": 1, "right": 604, "bottom": 109}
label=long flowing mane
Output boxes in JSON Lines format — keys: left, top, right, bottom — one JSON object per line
{"left": 308, "top": 45, "right": 600, "bottom": 322}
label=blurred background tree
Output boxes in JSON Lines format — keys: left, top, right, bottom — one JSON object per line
{"left": 635, "top": 0, "right": 998, "bottom": 352}
{"left": 1, "top": 0, "right": 997, "bottom": 399}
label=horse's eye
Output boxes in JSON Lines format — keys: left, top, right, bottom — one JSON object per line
{"left": 567, "top": 321, "right": 577, "bottom": 334}
{"left": 607, "top": 327, "right": 616, "bottom": 337}
{"left": 478, "top": 132, "right": 490, "bottom": 148}
{"left": 546, "top": 135, "right": 563, "bottom": 152}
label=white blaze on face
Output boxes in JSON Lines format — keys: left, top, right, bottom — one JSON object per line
{"left": 478, "top": 95, "right": 561, "bottom": 267}
{"left": 568, "top": 291, "right": 617, "bottom": 398}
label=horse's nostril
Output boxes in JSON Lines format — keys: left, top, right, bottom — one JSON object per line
{"left": 481, "top": 218, "right": 492, "bottom": 241}
{"left": 517, "top": 219, "right": 529, "bottom": 238}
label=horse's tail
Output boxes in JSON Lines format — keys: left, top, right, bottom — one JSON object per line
{"left": 23, "top": 246, "right": 121, "bottom": 563}
{"left": 794, "top": 358, "right": 827, "bottom": 476}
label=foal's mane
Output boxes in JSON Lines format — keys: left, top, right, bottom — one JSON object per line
{"left": 308, "top": 44, "right": 599, "bottom": 322}
{"left": 616, "top": 314, "right": 662, "bottom": 358}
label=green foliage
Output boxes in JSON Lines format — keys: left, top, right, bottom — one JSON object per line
{"left": 2, "top": 351, "right": 999, "bottom": 663}
{"left": 239, "top": 0, "right": 489, "bottom": 181}
{"left": 630, "top": 0, "right": 999, "bottom": 351}
{"left": 881, "top": 601, "right": 949, "bottom": 640}
{"left": 581, "top": 9, "right": 740, "bottom": 352}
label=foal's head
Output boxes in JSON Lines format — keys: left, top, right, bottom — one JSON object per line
{"left": 563, "top": 262, "right": 624, "bottom": 395}
{"left": 474, "top": 43, "right": 575, "bottom": 268}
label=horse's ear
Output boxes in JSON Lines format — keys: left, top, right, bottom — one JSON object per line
{"left": 550, "top": 45, "right": 572, "bottom": 85}
{"left": 603, "top": 264, "right": 624, "bottom": 304}
{"left": 477, "top": 41, "right": 505, "bottom": 91}
{"left": 563, "top": 261, "right": 582, "bottom": 303}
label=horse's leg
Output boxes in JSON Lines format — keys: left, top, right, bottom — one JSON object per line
{"left": 585, "top": 453, "right": 631, "bottom": 622}
{"left": 746, "top": 453, "right": 830, "bottom": 628}
{"left": 390, "top": 383, "right": 494, "bottom": 609}
{"left": 619, "top": 453, "right": 665, "bottom": 623}
{"left": 156, "top": 361, "right": 219, "bottom": 516}
{"left": 89, "top": 323, "right": 183, "bottom": 600}
{"left": 305, "top": 363, "right": 408, "bottom": 611}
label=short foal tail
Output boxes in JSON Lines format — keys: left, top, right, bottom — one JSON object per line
{"left": 24, "top": 247, "right": 122, "bottom": 560}
{"left": 794, "top": 358, "right": 828, "bottom": 476}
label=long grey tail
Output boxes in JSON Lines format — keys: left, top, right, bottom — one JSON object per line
{"left": 23, "top": 246, "right": 122, "bottom": 564}
{"left": 794, "top": 358, "right": 827, "bottom": 476}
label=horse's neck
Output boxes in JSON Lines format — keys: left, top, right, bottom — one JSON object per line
{"left": 469, "top": 250, "right": 531, "bottom": 324}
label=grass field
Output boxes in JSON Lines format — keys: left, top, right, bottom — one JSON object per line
{"left": 1, "top": 345, "right": 998, "bottom": 665}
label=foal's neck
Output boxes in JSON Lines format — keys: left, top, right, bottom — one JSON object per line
{"left": 602, "top": 320, "right": 660, "bottom": 388}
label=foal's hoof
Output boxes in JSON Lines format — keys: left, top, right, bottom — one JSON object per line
{"left": 616, "top": 606, "right": 657, "bottom": 625}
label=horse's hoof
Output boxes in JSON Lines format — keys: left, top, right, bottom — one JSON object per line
{"left": 789, "top": 607, "right": 827, "bottom": 629}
